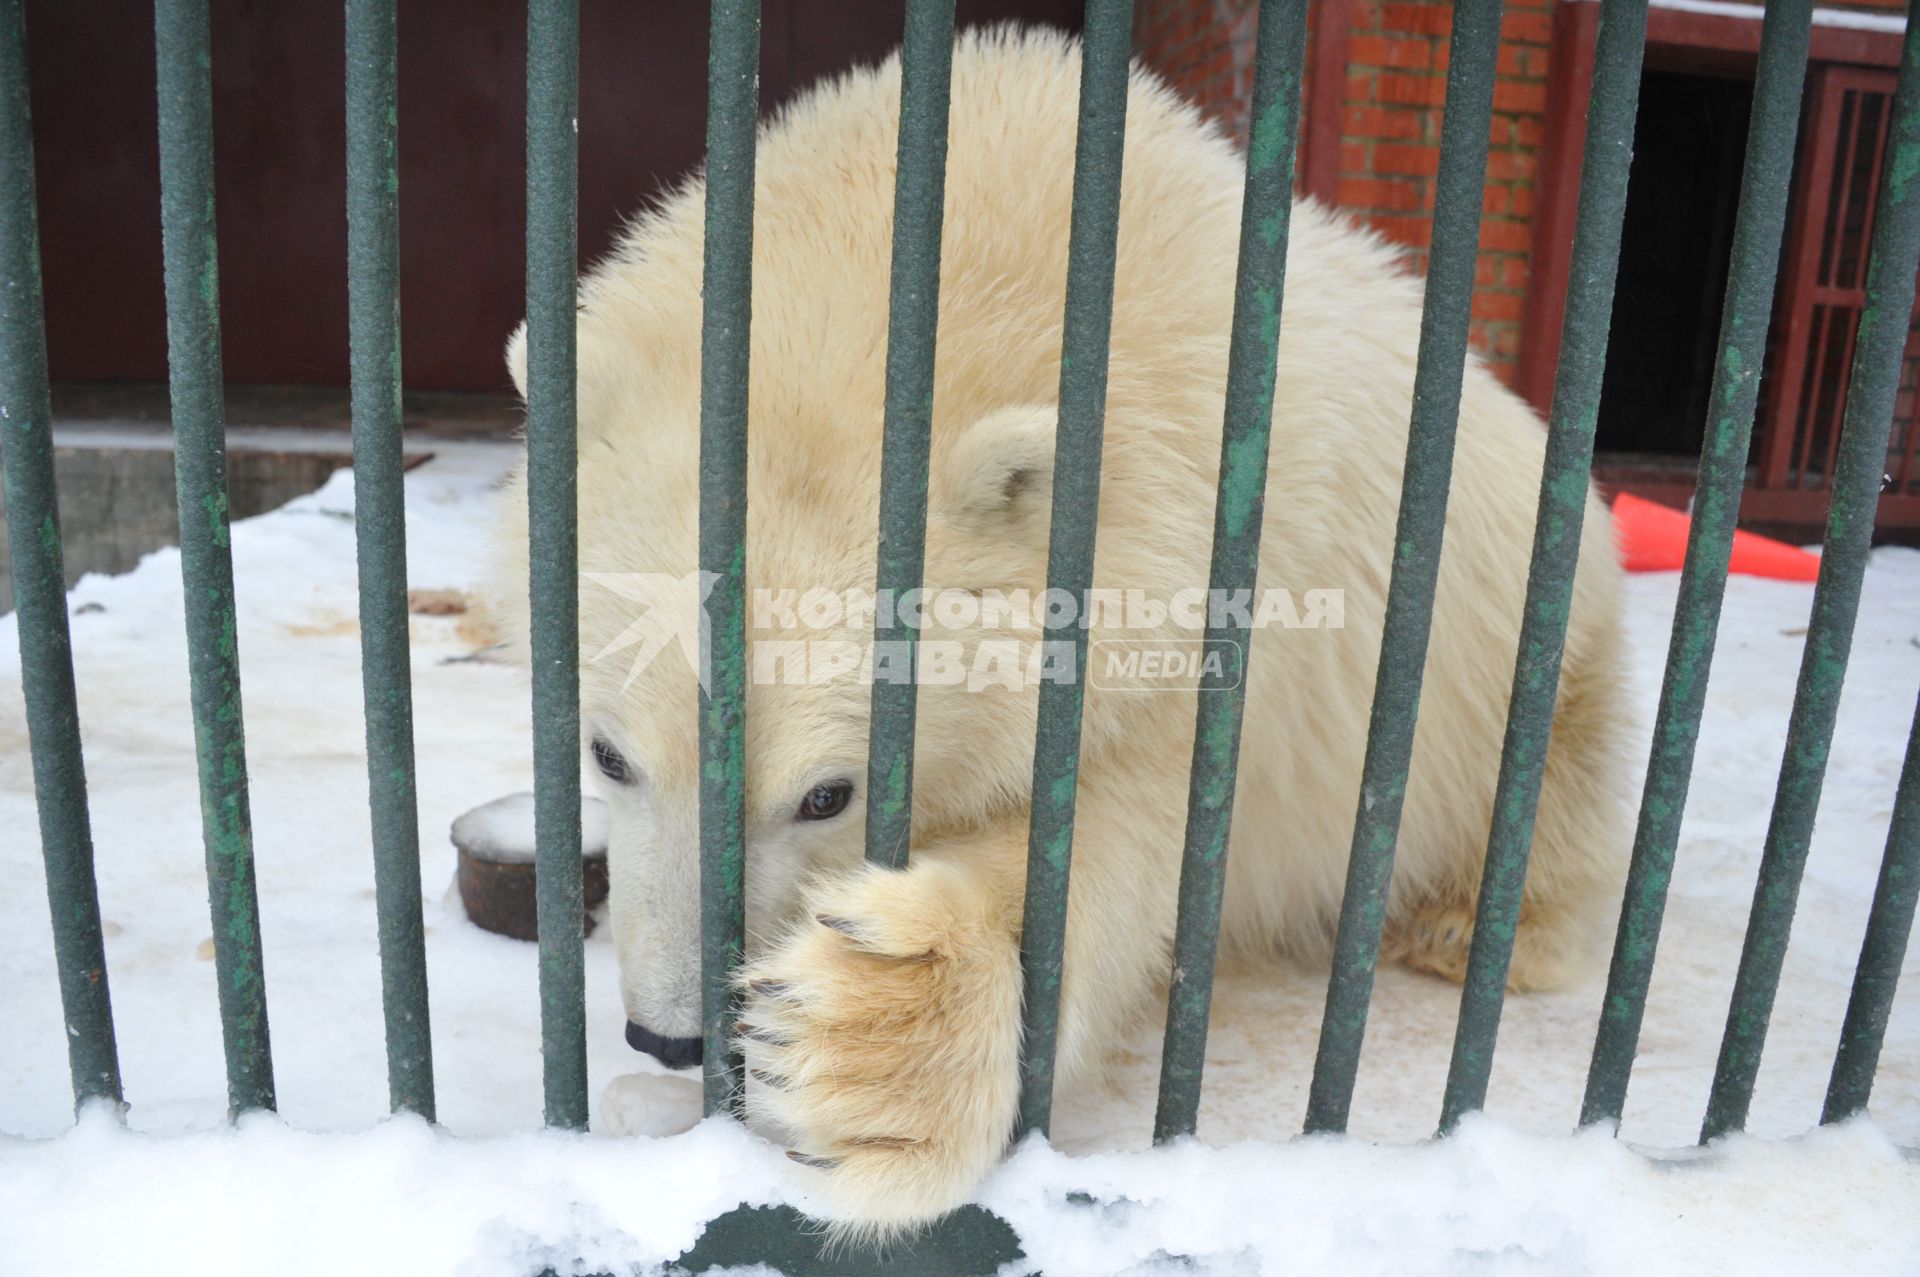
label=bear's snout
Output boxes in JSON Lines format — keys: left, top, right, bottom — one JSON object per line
{"left": 625, "top": 1020, "right": 704, "bottom": 1070}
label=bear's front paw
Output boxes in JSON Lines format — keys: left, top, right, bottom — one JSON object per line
{"left": 736, "top": 860, "right": 1023, "bottom": 1236}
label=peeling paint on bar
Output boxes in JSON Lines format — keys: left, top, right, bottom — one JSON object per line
{"left": 1581, "top": 0, "right": 1817, "bottom": 1132}
{"left": 1303, "top": 0, "right": 1502, "bottom": 1138}
{"left": 0, "top": 0, "right": 122, "bottom": 1113}
{"left": 154, "top": 0, "right": 275, "bottom": 1117}
{"left": 1152, "top": 0, "right": 1309, "bottom": 1146}
{"left": 865, "top": 0, "right": 957, "bottom": 871}
{"left": 1703, "top": 1, "right": 1920, "bottom": 1143}
{"left": 346, "top": 0, "right": 434, "bottom": 1121}
{"left": 1016, "top": 0, "right": 1134, "bottom": 1141}
{"left": 698, "top": 0, "right": 761, "bottom": 1117}
{"left": 525, "top": 0, "right": 587, "bottom": 1132}
{"left": 1823, "top": 691, "right": 1920, "bottom": 1122}
{"left": 1437, "top": 0, "right": 1649, "bottom": 1135}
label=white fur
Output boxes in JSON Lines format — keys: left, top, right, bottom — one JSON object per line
{"left": 488, "top": 27, "right": 1633, "bottom": 1234}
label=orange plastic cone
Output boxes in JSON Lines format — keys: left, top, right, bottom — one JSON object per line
{"left": 1611, "top": 491, "right": 1822, "bottom": 581}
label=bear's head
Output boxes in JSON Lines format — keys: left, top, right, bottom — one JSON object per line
{"left": 490, "top": 305, "right": 1084, "bottom": 1063}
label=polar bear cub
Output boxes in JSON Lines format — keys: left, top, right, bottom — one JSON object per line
{"left": 490, "top": 27, "right": 1631, "bottom": 1233}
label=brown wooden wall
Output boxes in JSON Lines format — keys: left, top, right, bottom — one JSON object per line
{"left": 27, "top": 1, "right": 1082, "bottom": 393}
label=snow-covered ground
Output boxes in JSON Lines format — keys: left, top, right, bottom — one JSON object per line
{"left": 2, "top": 444, "right": 1917, "bottom": 1274}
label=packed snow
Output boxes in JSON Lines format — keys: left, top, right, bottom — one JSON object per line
{"left": 2, "top": 443, "right": 1917, "bottom": 1274}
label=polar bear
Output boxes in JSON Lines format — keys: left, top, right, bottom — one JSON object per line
{"left": 490, "top": 27, "right": 1631, "bottom": 1233}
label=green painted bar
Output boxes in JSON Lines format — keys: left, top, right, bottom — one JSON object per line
{"left": 1302, "top": 0, "right": 1500, "bottom": 1138}
{"left": 1823, "top": 692, "right": 1920, "bottom": 1122}
{"left": 699, "top": 0, "right": 760, "bottom": 1116}
{"left": 1150, "top": 0, "right": 1309, "bottom": 1146}
{"left": 153, "top": 0, "right": 275, "bottom": 1116}
{"left": 1436, "top": 0, "right": 1648, "bottom": 1135}
{"left": 864, "top": 0, "right": 956, "bottom": 871}
{"left": 1580, "top": 0, "right": 1813, "bottom": 1130}
{"left": 1014, "top": 0, "right": 1134, "bottom": 1141}
{"left": 346, "top": 0, "right": 434, "bottom": 1121}
{"left": 1702, "top": 6, "right": 1920, "bottom": 1141}
{"left": 0, "top": 0, "right": 123, "bottom": 1112}
{"left": 525, "top": 0, "right": 587, "bottom": 1131}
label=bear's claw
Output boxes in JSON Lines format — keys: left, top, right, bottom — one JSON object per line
{"left": 786, "top": 1150, "right": 842, "bottom": 1170}
{"left": 735, "top": 861, "right": 1024, "bottom": 1234}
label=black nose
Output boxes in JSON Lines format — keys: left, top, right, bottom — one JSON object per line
{"left": 626, "top": 1020, "right": 703, "bottom": 1069}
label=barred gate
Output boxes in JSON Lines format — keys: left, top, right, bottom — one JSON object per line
{"left": 3, "top": 0, "right": 1919, "bottom": 1273}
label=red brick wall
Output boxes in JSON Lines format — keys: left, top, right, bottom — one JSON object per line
{"left": 1134, "top": 1, "right": 1263, "bottom": 143}
{"left": 1137, "top": 0, "right": 1914, "bottom": 392}
{"left": 1138, "top": 0, "right": 1549, "bottom": 388}
{"left": 1337, "top": 0, "right": 1549, "bottom": 386}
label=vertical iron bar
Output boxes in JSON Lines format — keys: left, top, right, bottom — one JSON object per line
{"left": 1151, "top": 0, "right": 1309, "bottom": 1145}
{"left": 0, "top": 0, "right": 123, "bottom": 1112}
{"left": 346, "top": 0, "right": 433, "bottom": 1120}
{"left": 1436, "top": 0, "right": 1648, "bottom": 1134}
{"left": 1823, "top": 691, "right": 1920, "bottom": 1122}
{"left": 1015, "top": 0, "right": 1134, "bottom": 1140}
{"left": 154, "top": 0, "right": 274, "bottom": 1116}
{"left": 1302, "top": 0, "right": 1502, "bottom": 1136}
{"left": 864, "top": 0, "right": 956, "bottom": 871}
{"left": 1581, "top": 0, "right": 1815, "bottom": 1129}
{"left": 525, "top": 0, "right": 586, "bottom": 1131}
{"left": 1703, "top": 4, "right": 1920, "bottom": 1140}
{"left": 698, "top": 0, "right": 760, "bottom": 1115}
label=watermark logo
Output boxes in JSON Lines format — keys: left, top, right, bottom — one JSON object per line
{"left": 584, "top": 578, "right": 1340, "bottom": 694}
{"left": 1089, "top": 638, "right": 1243, "bottom": 691}
{"left": 584, "top": 570, "right": 718, "bottom": 693}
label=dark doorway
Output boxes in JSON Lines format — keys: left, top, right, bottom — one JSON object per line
{"left": 1595, "top": 69, "right": 1753, "bottom": 458}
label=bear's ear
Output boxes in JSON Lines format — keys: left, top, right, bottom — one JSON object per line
{"left": 504, "top": 321, "right": 530, "bottom": 400}
{"left": 933, "top": 404, "right": 1057, "bottom": 531}
{"left": 503, "top": 314, "right": 631, "bottom": 434}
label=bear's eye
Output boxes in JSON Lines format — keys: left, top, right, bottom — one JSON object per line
{"left": 796, "top": 780, "right": 853, "bottom": 821}
{"left": 591, "top": 737, "right": 634, "bottom": 786}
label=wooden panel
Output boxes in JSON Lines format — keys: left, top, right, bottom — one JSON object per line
{"left": 24, "top": 0, "right": 1083, "bottom": 393}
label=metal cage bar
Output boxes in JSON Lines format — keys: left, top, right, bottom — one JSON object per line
{"left": 1303, "top": 0, "right": 1502, "bottom": 1136}
{"left": 1151, "top": 0, "right": 1310, "bottom": 1145}
{"left": 1580, "top": 0, "right": 1815, "bottom": 1129}
{"left": 698, "top": 0, "right": 761, "bottom": 1116}
{"left": 1436, "top": 0, "right": 1649, "bottom": 1134}
{"left": 525, "top": 0, "right": 587, "bottom": 1132}
{"left": 153, "top": 0, "right": 275, "bottom": 1116}
{"left": 0, "top": 0, "right": 123, "bottom": 1113}
{"left": 864, "top": 0, "right": 957, "bottom": 872}
{"left": 345, "top": 0, "right": 434, "bottom": 1122}
{"left": 1703, "top": 3, "right": 1920, "bottom": 1142}
{"left": 1014, "top": 0, "right": 1135, "bottom": 1140}
{"left": 1823, "top": 690, "right": 1920, "bottom": 1122}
